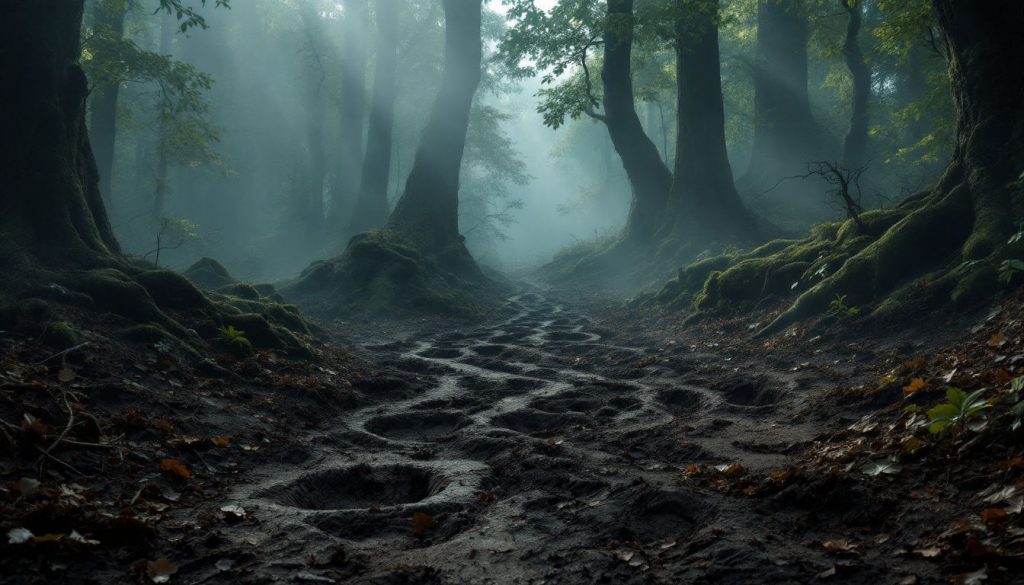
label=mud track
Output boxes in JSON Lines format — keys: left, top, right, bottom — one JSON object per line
{"left": 222, "top": 292, "right": 870, "bottom": 584}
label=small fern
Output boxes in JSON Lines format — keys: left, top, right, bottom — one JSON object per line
{"left": 218, "top": 325, "right": 249, "bottom": 347}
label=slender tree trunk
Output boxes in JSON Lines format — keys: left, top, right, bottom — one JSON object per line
{"left": 350, "top": 0, "right": 399, "bottom": 234}
{"left": 89, "top": 0, "right": 128, "bottom": 207}
{"left": 388, "top": 0, "right": 482, "bottom": 253}
{"left": 0, "top": 0, "right": 120, "bottom": 268}
{"left": 668, "top": 0, "right": 757, "bottom": 239}
{"left": 840, "top": 0, "right": 870, "bottom": 168}
{"left": 743, "top": 0, "right": 820, "bottom": 186}
{"left": 153, "top": 10, "right": 173, "bottom": 225}
{"left": 602, "top": 0, "right": 673, "bottom": 245}
{"left": 328, "top": 0, "right": 369, "bottom": 228}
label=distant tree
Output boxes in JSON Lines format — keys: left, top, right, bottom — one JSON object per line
{"left": 741, "top": 0, "right": 822, "bottom": 190}
{"left": 328, "top": 0, "right": 369, "bottom": 230}
{"left": 350, "top": 0, "right": 399, "bottom": 234}
{"left": 839, "top": 0, "right": 870, "bottom": 167}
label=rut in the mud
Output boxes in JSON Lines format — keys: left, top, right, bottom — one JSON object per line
{"left": 216, "top": 292, "right": 867, "bottom": 584}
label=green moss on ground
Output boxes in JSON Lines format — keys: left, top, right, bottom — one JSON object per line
{"left": 285, "top": 229, "right": 496, "bottom": 320}
{"left": 42, "top": 321, "right": 79, "bottom": 349}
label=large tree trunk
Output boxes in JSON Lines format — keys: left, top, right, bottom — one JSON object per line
{"left": 742, "top": 0, "right": 821, "bottom": 187}
{"left": 758, "top": 0, "right": 1024, "bottom": 336}
{"left": 328, "top": 0, "right": 369, "bottom": 229}
{"left": 387, "top": 0, "right": 482, "bottom": 253}
{"left": 840, "top": 0, "right": 870, "bottom": 168}
{"left": 89, "top": 0, "right": 128, "bottom": 207}
{"left": 667, "top": 0, "right": 757, "bottom": 240}
{"left": 350, "top": 0, "right": 399, "bottom": 234}
{"left": 602, "top": 0, "right": 673, "bottom": 246}
{"left": 297, "top": 2, "right": 328, "bottom": 238}
{"left": 0, "top": 0, "right": 120, "bottom": 268}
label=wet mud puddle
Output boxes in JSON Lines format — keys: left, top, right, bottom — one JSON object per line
{"left": 227, "top": 293, "right": 828, "bottom": 584}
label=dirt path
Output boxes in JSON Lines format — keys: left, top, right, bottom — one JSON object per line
{"left": 203, "top": 291, "right": 906, "bottom": 584}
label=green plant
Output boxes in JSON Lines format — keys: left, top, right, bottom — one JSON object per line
{"left": 1010, "top": 376, "right": 1024, "bottom": 431}
{"left": 927, "top": 387, "right": 991, "bottom": 435}
{"left": 217, "top": 325, "right": 248, "bottom": 347}
{"left": 827, "top": 294, "right": 861, "bottom": 320}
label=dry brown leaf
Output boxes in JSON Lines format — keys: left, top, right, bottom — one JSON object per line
{"left": 153, "top": 419, "right": 174, "bottom": 433}
{"left": 684, "top": 464, "right": 702, "bottom": 476}
{"left": 147, "top": 558, "right": 178, "bottom": 583}
{"left": 770, "top": 468, "right": 795, "bottom": 482}
{"left": 159, "top": 458, "right": 191, "bottom": 479}
{"left": 901, "top": 437, "right": 927, "bottom": 453}
{"left": 211, "top": 436, "right": 230, "bottom": 448}
{"left": 903, "top": 378, "right": 927, "bottom": 394}
{"left": 822, "top": 539, "right": 857, "bottom": 553}
{"left": 58, "top": 368, "right": 76, "bottom": 383}
{"left": 980, "top": 508, "right": 1008, "bottom": 526}
{"left": 411, "top": 511, "right": 437, "bottom": 538}
{"left": 988, "top": 331, "right": 1006, "bottom": 347}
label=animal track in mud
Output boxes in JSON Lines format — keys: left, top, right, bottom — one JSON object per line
{"left": 259, "top": 464, "right": 449, "bottom": 510}
{"left": 657, "top": 387, "right": 709, "bottom": 412}
{"left": 491, "top": 408, "right": 590, "bottom": 435}
{"left": 716, "top": 377, "right": 784, "bottom": 407}
{"left": 364, "top": 411, "right": 472, "bottom": 441}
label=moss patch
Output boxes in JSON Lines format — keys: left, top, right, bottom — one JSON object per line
{"left": 42, "top": 321, "right": 79, "bottom": 350}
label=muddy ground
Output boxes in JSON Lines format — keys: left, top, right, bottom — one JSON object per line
{"left": 2, "top": 287, "right": 1023, "bottom": 584}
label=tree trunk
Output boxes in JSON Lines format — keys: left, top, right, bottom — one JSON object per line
{"left": 743, "top": 0, "right": 821, "bottom": 187}
{"left": 668, "top": 0, "right": 757, "bottom": 240}
{"left": 350, "top": 0, "right": 399, "bottom": 234}
{"left": 328, "top": 0, "right": 369, "bottom": 228}
{"left": 89, "top": 0, "right": 127, "bottom": 207}
{"left": 602, "top": 0, "right": 673, "bottom": 246}
{"left": 840, "top": 0, "right": 870, "bottom": 168}
{"left": 153, "top": 10, "right": 173, "bottom": 225}
{"left": 759, "top": 0, "right": 1024, "bottom": 335}
{"left": 0, "top": 0, "right": 120, "bottom": 268}
{"left": 387, "top": 0, "right": 482, "bottom": 253}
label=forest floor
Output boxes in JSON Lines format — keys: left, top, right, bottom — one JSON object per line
{"left": 2, "top": 284, "right": 1024, "bottom": 584}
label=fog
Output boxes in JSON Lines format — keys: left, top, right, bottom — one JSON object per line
{"left": 86, "top": 0, "right": 951, "bottom": 285}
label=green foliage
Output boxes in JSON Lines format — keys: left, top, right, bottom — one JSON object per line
{"left": 826, "top": 294, "right": 861, "bottom": 320}
{"left": 927, "top": 387, "right": 990, "bottom": 435}
{"left": 998, "top": 259, "right": 1024, "bottom": 285}
{"left": 157, "top": 0, "right": 232, "bottom": 33}
{"left": 217, "top": 325, "right": 249, "bottom": 347}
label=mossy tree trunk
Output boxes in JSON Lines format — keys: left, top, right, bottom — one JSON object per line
{"left": 601, "top": 0, "right": 673, "bottom": 247}
{"left": 350, "top": 0, "right": 399, "bottom": 235}
{"left": 0, "top": 0, "right": 120, "bottom": 269}
{"left": 89, "top": 0, "right": 128, "bottom": 207}
{"left": 742, "top": 0, "right": 821, "bottom": 188}
{"left": 665, "top": 0, "right": 758, "bottom": 241}
{"left": 760, "top": 0, "right": 1024, "bottom": 335}
{"left": 387, "top": 0, "right": 482, "bottom": 255}
{"left": 840, "top": 0, "right": 870, "bottom": 168}
{"left": 328, "top": 0, "right": 369, "bottom": 230}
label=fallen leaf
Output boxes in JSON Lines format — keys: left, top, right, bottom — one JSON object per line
{"left": 68, "top": 530, "right": 100, "bottom": 545}
{"left": 862, "top": 460, "right": 902, "bottom": 476}
{"left": 411, "top": 511, "right": 437, "bottom": 538}
{"left": 770, "top": 469, "right": 795, "bottom": 482}
{"left": 153, "top": 419, "right": 174, "bottom": 433}
{"left": 220, "top": 505, "right": 246, "bottom": 521}
{"left": 979, "top": 508, "right": 1008, "bottom": 526}
{"left": 159, "top": 458, "right": 191, "bottom": 479}
{"left": 988, "top": 332, "right": 1006, "bottom": 348}
{"left": 903, "top": 378, "right": 927, "bottom": 394}
{"left": 18, "top": 477, "right": 40, "bottom": 498}
{"left": 147, "top": 558, "right": 178, "bottom": 583}
{"left": 951, "top": 568, "right": 987, "bottom": 585}
{"left": 7, "top": 528, "right": 33, "bottom": 544}
{"left": 816, "top": 565, "right": 837, "bottom": 579}
{"left": 822, "top": 539, "right": 857, "bottom": 553}
{"left": 684, "top": 464, "right": 702, "bottom": 476}
{"left": 901, "top": 437, "right": 927, "bottom": 453}
{"left": 914, "top": 547, "right": 941, "bottom": 558}
{"left": 714, "top": 463, "right": 745, "bottom": 476}
{"left": 211, "top": 436, "right": 230, "bottom": 448}
{"left": 58, "top": 368, "right": 76, "bottom": 383}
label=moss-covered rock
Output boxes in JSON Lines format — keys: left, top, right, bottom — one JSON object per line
{"left": 217, "top": 283, "right": 262, "bottom": 300}
{"left": 119, "top": 323, "right": 176, "bottom": 344}
{"left": 184, "top": 257, "right": 235, "bottom": 290}
{"left": 42, "top": 321, "right": 79, "bottom": 350}
{"left": 136, "top": 270, "right": 209, "bottom": 310}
